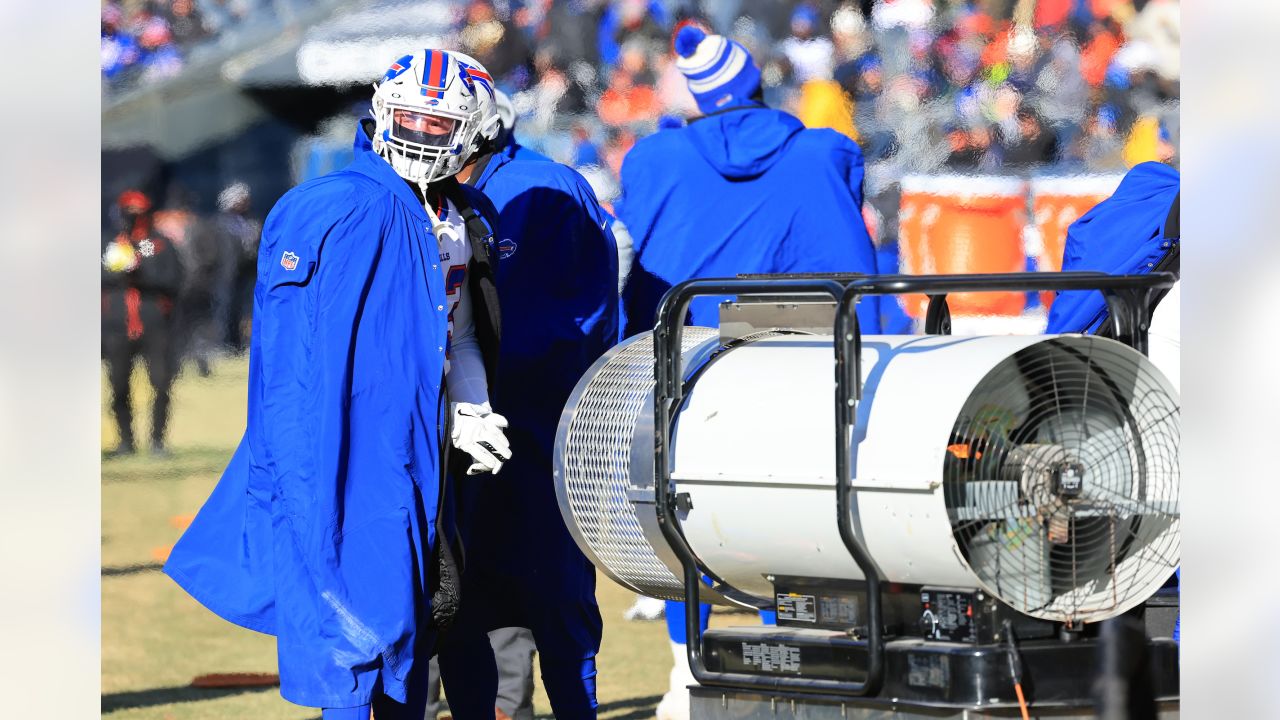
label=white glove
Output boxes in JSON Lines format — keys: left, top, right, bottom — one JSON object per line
{"left": 451, "top": 402, "right": 512, "bottom": 475}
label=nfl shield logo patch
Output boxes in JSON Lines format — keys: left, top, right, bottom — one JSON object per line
{"left": 280, "top": 251, "right": 300, "bottom": 271}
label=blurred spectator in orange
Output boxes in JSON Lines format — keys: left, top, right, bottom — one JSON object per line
{"left": 1034, "top": 0, "right": 1072, "bottom": 29}
{"left": 102, "top": 189, "right": 185, "bottom": 458}
{"left": 1080, "top": 19, "right": 1123, "bottom": 87}
{"left": 598, "top": 67, "right": 661, "bottom": 126}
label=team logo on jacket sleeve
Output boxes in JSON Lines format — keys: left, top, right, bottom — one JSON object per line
{"left": 281, "top": 251, "right": 300, "bottom": 271}
{"left": 497, "top": 238, "right": 517, "bottom": 259}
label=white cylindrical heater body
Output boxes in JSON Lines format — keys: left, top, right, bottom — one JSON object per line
{"left": 555, "top": 331, "right": 1180, "bottom": 624}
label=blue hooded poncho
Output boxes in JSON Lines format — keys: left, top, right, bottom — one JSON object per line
{"left": 164, "top": 123, "right": 498, "bottom": 710}
{"left": 617, "top": 106, "right": 884, "bottom": 336}
{"left": 1046, "top": 161, "right": 1180, "bottom": 333}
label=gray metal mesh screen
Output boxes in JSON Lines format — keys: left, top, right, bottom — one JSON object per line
{"left": 559, "top": 329, "right": 718, "bottom": 600}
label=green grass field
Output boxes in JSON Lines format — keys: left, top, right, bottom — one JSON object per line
{"left": 102, "top": 356, "right": 756, "bottom": 719}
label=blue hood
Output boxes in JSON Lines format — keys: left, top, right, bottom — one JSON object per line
{"left": 685, "top": 106, "right": 805, "bottom": 180}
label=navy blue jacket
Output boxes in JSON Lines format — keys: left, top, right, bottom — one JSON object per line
{"left": 464, "top": 151, "right": 618, "bottom": 572}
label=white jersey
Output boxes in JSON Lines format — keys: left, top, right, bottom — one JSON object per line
{"left": 433, "top": 197, "right": 489, "bottom": 406}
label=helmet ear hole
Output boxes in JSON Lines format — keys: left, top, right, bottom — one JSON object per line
{"left": 478, "top": 113, "right": 501, "bottom": 141}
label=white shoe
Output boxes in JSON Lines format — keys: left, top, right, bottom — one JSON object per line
{"left": 622, "top": 595, "right": 666, "bottom": 622}
{"left": 655, "top": 641, "right": 696, "bottom": 720}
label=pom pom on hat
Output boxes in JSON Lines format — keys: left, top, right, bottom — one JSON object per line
{"left": 673, "top": 23, "right": 762, "bottom": 115}
{"left": 674, "top": 24, "right": 707, "bottom": 58}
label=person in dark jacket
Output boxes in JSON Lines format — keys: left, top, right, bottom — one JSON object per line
{"left": 102, "top": 189, "right": 184, "bottom": 457}
{"left": 212, "top": 181, "right": 261, "bottom": 354}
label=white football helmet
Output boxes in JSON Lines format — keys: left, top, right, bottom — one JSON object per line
{"left": 372, "top": 49, "right": 501, "bottom": 186}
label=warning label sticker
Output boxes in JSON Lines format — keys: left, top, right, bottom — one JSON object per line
{"left": 741, "top": 642, "right": 802, "bottom": 673}
{"left": 776, "top": 593, "right": 817, "bottom": 623}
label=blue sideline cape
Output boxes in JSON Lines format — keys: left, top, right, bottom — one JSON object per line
{"left": 1045, "top": 161, "right": 1180, "bottom": 333}
{"left": 616, "top": 105, "right": 884, "bottom": 336}
{"left": 165, "top": 123, "right": 493, "bottom": 710}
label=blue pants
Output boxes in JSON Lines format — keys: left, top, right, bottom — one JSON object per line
{"left": 436, "top": 555, "right": 601, "bottom": 720}
{"left": 436, "top": 469, "right": 603, "bottom": 720}
{"left": 664, "top": 601, "right": 776, "bottom": 644}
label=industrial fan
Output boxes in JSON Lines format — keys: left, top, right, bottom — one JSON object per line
{"left": 553, "top": 273, "right": 1180, "bottom": 719}
{"left": 945, "top": 338, "right": 1180, "bottom": 625}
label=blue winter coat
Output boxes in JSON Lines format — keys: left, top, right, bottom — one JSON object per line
{"left": 501, "top": 140, "right": 553, "bottom": 163}
{"left": 464, "top": 151, "right": 618, "bottom": 571}
{"left": 1046, "top": 162, "right": 1180, "bottom": 333}
{"left": 164, "top": 123, "right": 496, "bottom": 710}
{"left": 617, "top": 105, "right": 884, "bottom": 336}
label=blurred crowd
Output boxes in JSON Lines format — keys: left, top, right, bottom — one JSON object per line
{"left": 449, "top": 0, "right": 1179, "bottom": 190}
{"left": 101, "top": 0, "right": 299, "bottom": 92}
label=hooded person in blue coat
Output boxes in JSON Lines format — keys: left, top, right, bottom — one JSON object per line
{"left": 617, "top": 25, "right": 885, "bottom": 720}
{"left": 1045, "top": 161, "right": 1181, "bottom": 336}
{"left": 425, "top": 65, "right": 619, "bottom": 720}
{"left": 163, "top": 49, "right": 515, "bottom": 720}
{"left": 618, "top": 24, "right": 885, "bottom": 340}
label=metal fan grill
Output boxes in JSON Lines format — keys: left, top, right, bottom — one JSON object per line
{"left": 944, "top": 335, "right": 1180, "bottom": 624}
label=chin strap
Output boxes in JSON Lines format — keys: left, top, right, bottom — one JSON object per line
{"left": 419, "top": 180, "right": 461, "bottom": 246}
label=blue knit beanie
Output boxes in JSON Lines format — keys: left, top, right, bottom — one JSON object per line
{"left": 673, "top": 24, "right": 762, "bottom": 115}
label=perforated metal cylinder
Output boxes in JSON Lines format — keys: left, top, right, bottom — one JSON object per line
{"left": 553, "top": 328, "right": 745, "bottom": 603}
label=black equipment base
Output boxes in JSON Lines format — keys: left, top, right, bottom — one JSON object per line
{"left": 689, "top": 686, "right": 1181, "bottom": 719}
{"left": 702, "top": 626, "right": 1179, "bottom": 708}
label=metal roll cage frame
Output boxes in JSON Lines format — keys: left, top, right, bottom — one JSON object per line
{"left": 651, "top": 271, "right": 1176, "bottom": 698}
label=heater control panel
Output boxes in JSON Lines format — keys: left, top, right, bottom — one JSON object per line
{"left": 919, "top": 586, "right": 1055, "bottom": 644}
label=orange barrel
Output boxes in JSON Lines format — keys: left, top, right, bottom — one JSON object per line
{"left": 1029, "top": 174, "right": 1123, "bottom": 308}
{"left": 898, "top": 175, "right": 1029, "bottom": 318}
